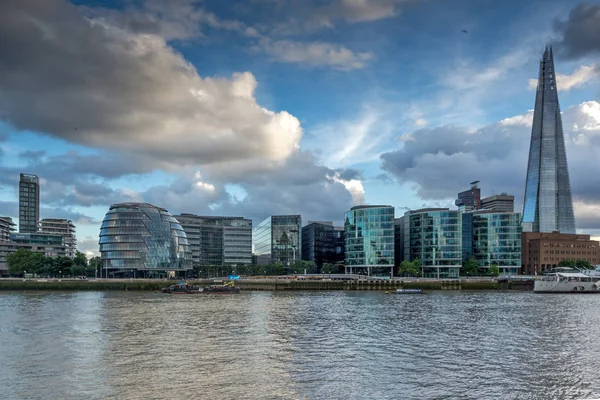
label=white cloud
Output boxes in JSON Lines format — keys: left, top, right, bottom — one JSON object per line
{"left": 381, "top": 101, "right": 600, "bottom": 223}
{"left": 311, "top": 0, "right": 404, "bottom": 27}
{"left": 0, "top": 0, "right": 302, "bottom": 175}
{"left": 309, "top": 107, "right": 396, "bottom": 168}
{"left": 256, "top": 39, "right": 372, "bottom": 70}
{"left": 528, "top": 64, "right": 600, "bottom": 92}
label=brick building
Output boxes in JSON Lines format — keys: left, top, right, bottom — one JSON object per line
{"left": 521, "top": 232, "right": 600, "bottom": 275}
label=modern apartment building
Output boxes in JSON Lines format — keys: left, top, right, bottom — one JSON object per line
{"left": 19, "top": 173, "right": 40, "bottom": 233}
{"left": 0, "top": 217, "right": 16, "bottom": 242}
{"left": 39, "top": 218, "right": 77, "bottom": 257}
{"left": 0, "top": 233, "right": 68, "bottom": 276}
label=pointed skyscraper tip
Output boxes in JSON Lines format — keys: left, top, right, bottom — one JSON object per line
{"left": 522, "top": 48, "right": 576, "bottom": 234}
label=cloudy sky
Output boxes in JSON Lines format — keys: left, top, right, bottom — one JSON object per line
{"left": 1, "top": 0, "right": 600, "bottom": 256}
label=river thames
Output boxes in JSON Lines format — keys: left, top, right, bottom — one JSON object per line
{"left": 1, "top": 291, "right": 599, "bottom": 399}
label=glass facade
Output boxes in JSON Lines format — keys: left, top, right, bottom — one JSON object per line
{"left": 471, "top": 212, "right": 521, "bottom": 275}
{"left": 19, "top": 173, "right": 39, "bottom": 234}
{"left": 523, "top": 47, "right": 575, "bottom": 234}
{"left": 99, "top": 203, "right": 192, "bottom": 274}
{"left": 301, "top": 222, "right": 343, "bottom": 269}
{"left": 405, "top": 209, "right": 461, "bottom": 279}
{"left": 253, "top": 215, "right": 301, "bottom": 265}
{"left": 175, "top": 215, "right": 252, "bottom": 266}
{"left": 344, "top": 205, "right": 394, "bottom": 277}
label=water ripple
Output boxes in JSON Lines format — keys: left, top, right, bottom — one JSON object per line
{"left": 1, "top": 291, "right": 600, "bottom": 399}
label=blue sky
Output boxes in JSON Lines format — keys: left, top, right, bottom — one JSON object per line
{"left": 1, "top": 0, "right": 600, "bottom": 255}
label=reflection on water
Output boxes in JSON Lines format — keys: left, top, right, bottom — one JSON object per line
{"left": 1, "top": 291, "right": 600, "bottom": 399}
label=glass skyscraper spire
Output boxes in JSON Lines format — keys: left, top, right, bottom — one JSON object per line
{"left": 522, "top": 47, "right": 576, "bottom": 234}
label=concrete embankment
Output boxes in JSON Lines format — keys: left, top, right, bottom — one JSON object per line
{"left": 0, "top": 278, "right": 510, "bottom": 291}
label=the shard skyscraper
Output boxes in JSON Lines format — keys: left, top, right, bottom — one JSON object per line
{"left": 522, "top": 47, "right": 576, "bottom": 234}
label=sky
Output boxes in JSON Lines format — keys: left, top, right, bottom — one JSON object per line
{"left": 1, "top": 0, "right": 600, "bottom": 257}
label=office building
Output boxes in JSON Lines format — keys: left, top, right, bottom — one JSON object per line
{"left": 39, "top": 218, "right": 77, "bottom": 258}
{"left": 253, "top": 215, "right": 301, "bottom": 265}
{"left": 99, "top": 203, "right": 192, "bottom": 277}
{"left": 522, "top": 47, "right": 576, "bottom": 234}
{"left": 468, "top": 211, "right": 521, "bottom": 275}
{"left": 403, "top": 208, "right": 462, "bottom": 279}
{"left": 344, "top": 205, "right": 394, "bottom": 277}
{"left": 175, "top": 214, "right": 252, "bottom": 266}
{"left": 455, "top": 181, "right": 481, "bottom": 211}
{"left": 521, "top": 232, "right": 600, "bottom": 275}
{"left": 333, "top": 226, "right": 345, "bottom": 265}
{"left": 0, "top": 217, "right": 16, "bottom": 242}
{"left": 481, "top": 194, "right": 514, "bottom": 213}
{"left": 301, "top": 221, "right": 343, "bottom": 269}
{"left": 394, "top": 217, "right": 405, "bottom": 267}
{"left": 19, "top": 173, "right": 40, "bottom": 233}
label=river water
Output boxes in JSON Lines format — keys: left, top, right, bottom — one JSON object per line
{"left": 1, "top": 290, "right": 599, "bottom": 399}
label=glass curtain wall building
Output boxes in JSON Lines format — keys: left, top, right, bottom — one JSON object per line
{"left": 19, "top": 173, "right": 39, "bottom": 234}
{"left": 470, "top": 211, "right": 522, "bottom": 275}
{"left": 522, "top": 47, "right": 576, "bottom": 234}
{"left": 301, "top": 222, "right": 335, "bottom": 270}
{"left": 344, "top": 205, "right": 394, "bottom": 277}
{"left": 175, "top": 214, "right": 252, "bottom": 267}
{"left": 404, "top": 208, "right": 462, "bottom": 279}
{"left": 99, "top": 203, "right": 192, "bottom": 277}
{"left": 253, "top": 215, "right": 301, "bottom": 265}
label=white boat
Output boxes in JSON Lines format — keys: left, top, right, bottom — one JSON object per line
{"left": 534, "top": 272, "right": 600, "bottom": 293}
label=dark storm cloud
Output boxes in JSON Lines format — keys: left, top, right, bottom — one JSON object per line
{"left": 553, "top": 3, "right": 600, "bottom": 59}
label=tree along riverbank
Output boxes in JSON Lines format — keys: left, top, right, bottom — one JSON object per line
{"left": 0, "top": 278, "right": 532, "bottom": 291}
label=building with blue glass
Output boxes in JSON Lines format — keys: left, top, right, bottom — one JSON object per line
{"left": 344, "top": 205, "right": 394, "bottom": 277}
{"left": 403, "top": 208, "right": 462, "bottom": 279}
{"left": 253, "top": 215, "right": 301, "bottom": 265}
{"left": 467, "top": 211, "right": 522, "bottom": 275}
{"left": 522, "top": 47, "right": 576, "bottom": 234}
{"left": 99, "top": 203, "right": 192, "bottom": 278}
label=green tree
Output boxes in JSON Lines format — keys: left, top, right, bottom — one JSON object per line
{"left": 575, "top": 259, "right": 593, "bottom": 270}
{"left": 89, "top": 256, "right": 101, "bottom": 277}
{"left": 321, "top": 263, "right": 342, "bottom": 274}
{"left": 398, "top": 260, "right": 419, "bottom": 277}
{"left": 488, "top": 264, "right": 500, "bottom": 276}
{"left": 6, "top": 248, "right": 32, "bottom": 276}
{"left": 70, "top": 264, "right": 87, "bottom": 276}
{"left": 73, "top": 251, "right": 88, "bottom": 267}
{"left": 461, "top": 257, "right": 479, "bottom": 277}
{"left": 558, "top": 259, "right": 575, "bottom": 268}
{"left": 289, "top": 260, "right": 316, "bottom": 274}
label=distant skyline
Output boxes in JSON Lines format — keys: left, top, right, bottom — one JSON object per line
{"left": 1, "top": 0, "right": 600, "bottom": 256}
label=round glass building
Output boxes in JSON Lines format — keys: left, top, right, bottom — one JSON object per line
{"left": 99, "top": 203, "right": 192, "bottom": 278}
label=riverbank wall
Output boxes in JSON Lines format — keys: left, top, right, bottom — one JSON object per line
{"left": 0, "top": 278, "right": 522, "bottom": 291}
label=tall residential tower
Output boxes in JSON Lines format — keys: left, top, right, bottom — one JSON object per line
{"left": 19, "top": 173, "right": 40, "bottom": 233}
{"left": 522, "top": 47, "right": 576, "bottom": 234}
